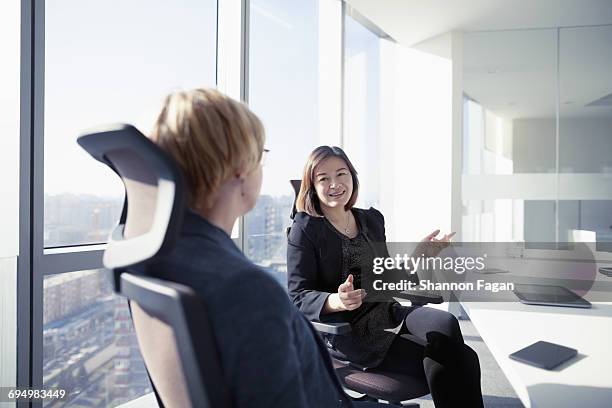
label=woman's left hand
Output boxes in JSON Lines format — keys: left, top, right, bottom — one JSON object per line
{"left": 423, "top": 229, "right": 455, "bottom": 243}
{"left": 417, "top": 229, "right": 456, "bottom": 257}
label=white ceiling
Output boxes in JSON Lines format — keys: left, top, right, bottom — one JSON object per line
{"left": 347, "top": 0, "right": 612, "bottom": 120}
{"left": 346, "top": 0, "right": 612, "bottom": 47}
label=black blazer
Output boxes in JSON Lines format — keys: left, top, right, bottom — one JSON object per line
{"left": 287, "top": 207, "right": 390, "bottom": 321}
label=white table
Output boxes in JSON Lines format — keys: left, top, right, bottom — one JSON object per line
{"left": 460, "top": 300, "right": 612, "bottom": 408}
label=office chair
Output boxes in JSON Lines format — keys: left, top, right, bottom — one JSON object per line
{"left": 78, "top": 124, "right": 232, "bottom": 408}
{"left": 288, "top": 179, "right": 445, "bottom": 407}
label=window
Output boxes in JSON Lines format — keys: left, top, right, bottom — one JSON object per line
{"left": 34, "top": 1, "right": 219, "bottom": 404}
{"left": 44, "top": 0, "right": 217, "bottom": 247}
{"left": 246, "top": 0, "right": 342, "bottom": 283}
{"left": 43, "top": 270, "right": 151, "bottom": 407}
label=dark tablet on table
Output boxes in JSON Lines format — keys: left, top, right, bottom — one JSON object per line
{"left": 509, "top": 341, "right": 577, "bottom": 370}
{"left": 513, "top": 283, "right": 591, "bottom": 308}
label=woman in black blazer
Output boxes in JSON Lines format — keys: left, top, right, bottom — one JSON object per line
{"left": 287, "top": 146, "right": 483, "bottom": 408}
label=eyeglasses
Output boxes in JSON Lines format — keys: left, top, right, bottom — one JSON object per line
{"left": 261, "top": 148, "right": 270, "bottom": 166}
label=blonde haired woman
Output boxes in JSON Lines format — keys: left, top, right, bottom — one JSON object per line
{"left": 147, "top": 89, "right": 387, "bottom": 408}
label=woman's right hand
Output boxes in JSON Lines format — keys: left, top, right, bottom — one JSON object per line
{"left": 325, "top": 274, "right": 366, "bottom": 313}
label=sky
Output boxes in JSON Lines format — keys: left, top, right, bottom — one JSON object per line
{"left": 249, "top": 0, "right": 322, "bottom": 197}
{"left": 42, "top": 0, "right": 354, "bottom": 200}
{"left": 44, "top": 0, "right": 217, "bottom": 197}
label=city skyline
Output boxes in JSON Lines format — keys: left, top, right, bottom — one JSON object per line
{"left": 43, "top": 269, "right": 151, "bottom": 407}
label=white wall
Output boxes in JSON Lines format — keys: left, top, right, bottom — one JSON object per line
{"left": 0, "top": 257, "right": 17, "bottom": 405}
{"left": 0, "top": 1, "right": 20, "bottom": 402}
{"left": 0, "top": 0, "right": 20, "bottom": 258}
{"left": 378, "top": 40, "right": 453, "bottom": 241}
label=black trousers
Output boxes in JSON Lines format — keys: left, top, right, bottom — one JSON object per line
{"left": 378, "top": 306, "right": 484, "bottom": 408}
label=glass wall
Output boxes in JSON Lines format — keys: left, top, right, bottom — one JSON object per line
{"left": 462, "top": 29, "right": 558, "bottom": 242}
{"left": 44, "top": 0, "right": 217, "bottom": 248}
{"left": 461, "top": 26, "right": 612, "bottom": 251}
{"left": 246, "top": 0, "right": 341, "bottom": 285}
{"left": 559, "top": 25, "right": 612, "bottom": 251}
{"left": 43, "top": 270, "right": 151, "bottom": 407}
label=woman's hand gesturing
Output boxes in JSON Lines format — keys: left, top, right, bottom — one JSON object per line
{"left": 416, "top": 229, "right": 456, "bottom": 258}
{"left": 324, "top": 274, "right": 366, "bottom": 313}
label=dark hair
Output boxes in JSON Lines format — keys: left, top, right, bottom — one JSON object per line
{"left": 296, "top": 146, "right": 359, "bottom": 216}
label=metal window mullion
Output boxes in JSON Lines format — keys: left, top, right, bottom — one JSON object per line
{"left": 214, "top": 0, "right": 219, "bottom": 87}
{"left": 30, "top": 0, "right": 46, "bottom": 402}
{"left": 241, "top": 0, "right": 249, "bottom": 104}
{"left": 555, "top": 27, "right": 560, "bottom": 243}
{"left": 41, "top": 250, "right": 105, "bottom": 276}
{"left": 344, "top": 2, "right": 394, "bottom": 41}
{"left": 238, "top": 0, "right": 249, "bottom": 252}
{"left": 339, "top": 0, "right": 346, "bottom": 148}
{"left": 17, "top": 0, "right": 34, "bottom": 403}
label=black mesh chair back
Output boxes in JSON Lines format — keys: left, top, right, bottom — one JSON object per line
{"left": 289, "top": 179, "right": 302, "bottom": 219}
{"left": 78, "top": 124, "right": 231, "bottom": 408}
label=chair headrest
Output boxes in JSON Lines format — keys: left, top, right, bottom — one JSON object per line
{"left": 290, "top": 179, "right": 301, "bottom": 219}
{"left": 77, "top": 124, "right": 185, "bottom": 270}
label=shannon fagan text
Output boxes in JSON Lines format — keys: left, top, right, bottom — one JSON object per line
{"left": 373, "top": 254, "right": 486, "bottom": 275}
{"left": 372, "top": 279, "right": 514, "bottom": 293}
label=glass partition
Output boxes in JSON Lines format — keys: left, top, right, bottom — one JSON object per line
{"left": 462, "top": 25, "right": 612, "bottom": 254}
{"left": 463, "top": 29, "right": 557, "bottom": 242}
{"left": 559, "top": 25, "right": 612, "bottom": 250}
{"left": 463, "top": 29, "right": 557, "bottom": 177}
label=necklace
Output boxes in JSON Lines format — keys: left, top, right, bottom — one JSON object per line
{"left": 328, "top": 211, "right": 351, "bottom": 235}
{"left": 343, "top": 211, "right": 351, "bottom": 235}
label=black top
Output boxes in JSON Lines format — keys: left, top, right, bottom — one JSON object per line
{"left": 288, "top": 208, "right": 407, "bottom": 368}
{"left": 146, "top": 210, "right": 354, "bottom": 407}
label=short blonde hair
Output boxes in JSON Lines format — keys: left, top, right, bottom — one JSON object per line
{"left": 150, "top": 88, "right": 265, "bottom": 211}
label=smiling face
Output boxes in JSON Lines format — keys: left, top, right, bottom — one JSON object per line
{"left": 313, "top": 156, "right": 354, "bottom": 211}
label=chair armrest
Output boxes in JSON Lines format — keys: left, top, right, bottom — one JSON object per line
{"left": 397, "top": 290, "right": 444, "bottom": 306}
{"left": 311, "top": 321, "right": 352, "bottom": 335}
